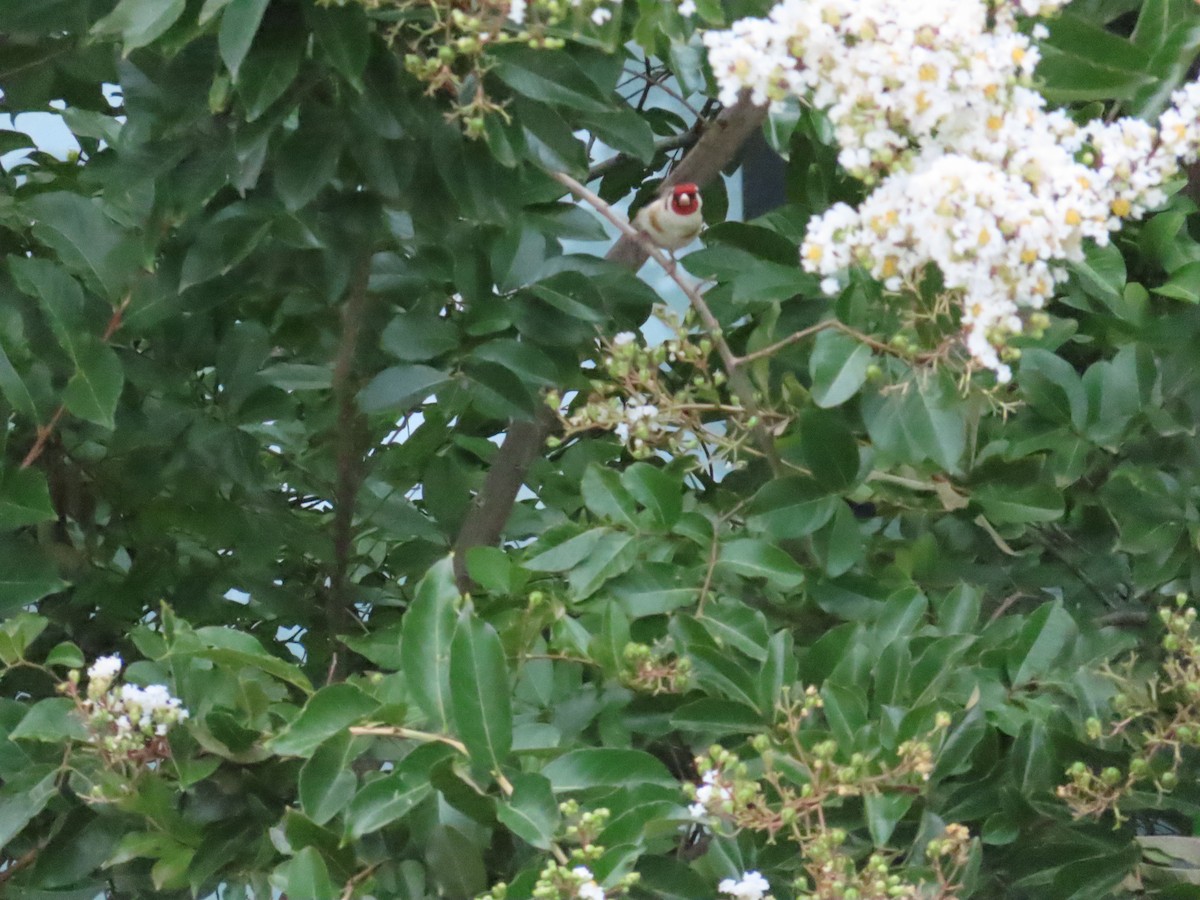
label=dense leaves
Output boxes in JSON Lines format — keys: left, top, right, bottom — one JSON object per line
{"left": 3, "top": 0, "right": 1200, "bottom": 898}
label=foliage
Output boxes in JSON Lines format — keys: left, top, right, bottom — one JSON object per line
{"left": 4, "top": 0, "right": 1200, "bottom": 899}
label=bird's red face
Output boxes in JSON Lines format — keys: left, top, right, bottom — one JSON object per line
{"left": 670, "top": 183, "right": 700, "bottom": 215}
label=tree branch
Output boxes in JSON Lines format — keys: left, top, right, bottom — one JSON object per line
{"left": 587, "top": 131, "right": 699, "bottom": 182}
{"left": 606, "top": 94, "right": 768, "bottom": 270}
{"left": 330, "top": 253, "right": 374, "bottom": 643}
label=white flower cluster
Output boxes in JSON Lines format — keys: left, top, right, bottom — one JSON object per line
{"left": 571, "top": 866, "right": 605, "bottom": 900}
{"left": 82, "top": 655, "right": 189, "bottom": 756}
{"left": 703, "top": 0, "right": 1200, "bottom": 382}
{"left": 718, "top": 872, "right": 772, "bottom": 900}
{"left": 688, "top": 768, "right": 733, "bottom": 819}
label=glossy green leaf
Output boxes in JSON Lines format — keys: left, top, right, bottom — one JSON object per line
{"left": 450, "top": 611, "right": 513, "bottom": 773}
{"left": 92, "top": 0, "right": 186, "bottom": 50}
{"left": 359, "top": 364, "right": 449, "bottom": 413}
{"left": 10, "top": 698, "right": 87, "bottom": 742}
{"left": 273, "top": 847, "right": 336, "bottom": 900}
{"left": 270, "top": 683, "right": 380, "bottom": 757}
{"left": 497, "top": 773, "right": 559, "bottom": 850}
{"left": 400, "top": 558, "right": 458, "bottom": 731}
{"left": 299, "top": 732, "right": 361, "bottom": 826}
{"left": 717, "top": 539, "right": 806, "bottom": 590}
{"left": 809, "top": 329, "right": 872, "bottom": 408}
{"left": 541, "top": 749, "right": 675, "bottom": 792}
{"left": 63, "top": 342, "right": 123, "bottom": 429}
{"left": 218, "top": 0, "right": 270, "bottom": 78}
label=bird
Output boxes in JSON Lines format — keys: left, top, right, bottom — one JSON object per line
{"left": 633, "top": 182, "right": 704, "bottom": 252}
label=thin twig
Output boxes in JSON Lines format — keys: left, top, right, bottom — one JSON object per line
{"left": 733, "top": 318, "right": 939, "bottom": 367}
{"left": 587, "top": 132, "right": 699, "bottom": 182}
{"left": 350, "top": 725, "right": 469, "bottom": 755}
{"left": 0, "top": 848, "right": 39, "bottom": 885}
{"left": 552, "top": 170, "right": 782, "bottom": 473}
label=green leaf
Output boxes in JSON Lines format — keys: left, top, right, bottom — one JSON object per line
{"left": 973, "top": 480, "right": 1064, "bottom": 525}
{"left": 309, "top": 3, "right": 371, "bottom": 89}
{"left": 1009, "top": 602, "right": 1076, "bottom": 687}
{"left": 272, "top": 847, "right": 336, "bottom": 900}
{"left": 865, "top": 793, "right": 913, "bottom": 847}
{"left": 621, "top": 463, "right": 681, "bottom": 528}
{"left": 1152, "top": 259, "right": 1200, "bottom": 303}
{"left": 1039, "top": 13, "right": 1155, "bottom": 103}
{"left": 497, "top": 773, "right": 559, "bottom": 850}
{"left": 218, "top": 0, "right": 270, "bottom": 78}
{"left": 0, "top": 340, "right": 36, "bottom": 420}
{"left": 0, "top": 540, "right": 65, "bottom": 611}
{"left": 275, "top": 118, "right": 344, "bottom": 211}
{"left": 0, "top": 468, "right": 57, "bottom": 529}
{"left": 270, "top": 683, "right": 380, "bottom": 757}
{"left": 580, "top": 107, "right": 655, "bottom": 163}
{"left": 259, "top": 363, "right": 334, "bottom": 391}
{"left": 1069, "top": 241, "right": 1126, "bottom": 303}
{"left": 400, "top": 558, "right": 458, "bottom": 731}
{"left": 526, "top": 528, "right": 608, "bottom": 572}
{"left": 796, "top": 407, "right": 860, "bottom": 490}
{"left": 747, "top": 476, "right": 839, "bottom": 540}
{"left": 63, "top": 341, "right": 123, "bottom": 429}
{"left": 567, "top": 531, "right": 637, "bottom": 599}
{"left": 92, "top": 0, "right": 186, "bottom": 50}
{"left": 450, "top": 611, "right": 513, "bottom": 774}
{"left": 190, "top": 627, "right": 313, "bottom": 693}
{"left": 382, "top": 312, "right": 459, "bottom": 362}
{"left": 359, "top": 365, "right": 449, "bottom": 413}
{"left": 491, "top": 47, "right": 610, "bottom": 113}
{"left": 344, "top": 766, "right": 436, "bottom": 840}
{"left": 862, "top": 375, "right": 965, "bottom": 472}
{"left": 581, "top": 466, "right": 638, "bottom": 526}
{"left": 541, "top": 749, "right": 675, "bottom": 792}
{"left": 670, "top": 698, "right": 762, "bottom": 734}
{"left": 237, "top": 27, "right": 305, "bottom": 120}
{"left": 300, "top": 732, "right": 361, "bottom": 826}
{"left": 0, "top": 770, "right": 57, "bottom": 848}
{"left": 809, "top": 329, "right": 872, "bottom": 408}
{"left": 9, "top": 256, "right": 87, "bottom": 358}
{"left": 717, "top": 539, "right": 805, "bottom": 590}
{"left": 26, "top": 193, "right": 135, "bottom": 301}
{"left": 1019, "top": 348, "right": 1087, "bottom": 430}
{"left": 45, "top": 641, "right": 85, "bottom": 669}
{"left": 10, "top": 697, "right": 87, "bottom": 742}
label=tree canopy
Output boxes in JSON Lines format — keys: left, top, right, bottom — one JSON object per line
{"left": 4, "top": 0, "right": 1200, "bottom": 898}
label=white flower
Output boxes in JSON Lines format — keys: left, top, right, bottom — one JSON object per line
{"left": 612, "top": 331, "right": 637, "bottom": 346}
{"left": 508, "top": 0, "right": 527, "bottom": 24}
{"left": 572, "top": 866, "right": 605, "bottom": 900}
{"left": 87, "top": 655, "right": 122, "bottom": 681}
{"left": 704, "top": 0, "right": 1200, "bottom": 379}
{"left": 591, "top": 6, "right": 612, "bottom": 24}
{"left": 718, "top": 871, "right": 771, "bottom": 900}
{"left": 678, "top": 0, "right": 697, "bottom": 15}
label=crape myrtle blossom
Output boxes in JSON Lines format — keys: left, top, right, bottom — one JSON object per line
{"left": 688, "top": 767, "right": 734, "bottom": 819}
{"left": 718, "top": 872, "right": 772, "bottom": 900}
{"left": 77, "top": 654, "right": 189, "bottom": 757}
{"left": 703, "top": 0, "right": 1200, "bottom": 382}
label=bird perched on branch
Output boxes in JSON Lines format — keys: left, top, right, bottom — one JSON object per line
{"left": 633, "top": 182, "right": 704, "bottom": 252}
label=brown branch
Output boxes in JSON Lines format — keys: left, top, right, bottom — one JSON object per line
{"left": 552, "top": 170, "right": 782, "bottom": 473}
{"left": 452, "top": 404, "right": 556, "bottom": 591}
{"left": 329, "top": 253, "right": 375, "bottom": 647}
{"left": 606, "top": 94, "right": 768, "bottom": 270}
{"left": 0, "top": 847, "right": 40, "bottom": 885}
{"left": 587, "top": 131, "right": 699, "bottom": 181}
{"left": 21, "top": 293, "right": 131, "bottom": 470}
